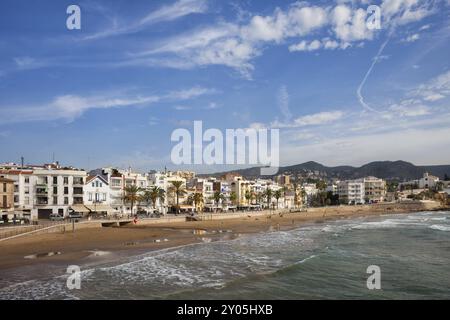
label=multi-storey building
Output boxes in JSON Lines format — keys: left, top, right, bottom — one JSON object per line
{"left": 338, "top": 180, "right": 365, "bottom": 205}
{"left": 0, "top": 176, "right": 14, "bottom": 220}
{"left": 0, "top": 163, "right": 87, "bottom": 220}
{"left": 362, "top": 176, "right": 386, "bottom": 203}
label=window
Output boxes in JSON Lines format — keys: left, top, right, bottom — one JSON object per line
{"left": 63, "top": 177, "right": 69, "bottom": 185}
{"left": 53, "top": 186, "right": 58, "bottom": 194}
{"left": 112, "top": 179, "right": 121, "bottom": 187}
{"left": 95, "top": 193, "right": 100, "bottom": 202}
{"left": 64, "top": 197, "right": 69, "bottom": 205}
{"left": 88, "top": 193, "right": 92, "bottom": 201}
{"left": 2, "top": 195, "right": 6, "bottom": 208}
{"left": 53, "top": 177, "right": 58, "bottom": 185}
{"left": 24, "top": 177, "right": 29, "bottom": 184}
{"left": 103, "top": 193, "right": 107, "bottom": 201}
{"left": 14, "top": 195, "right": 19, "bottom": 203}
{"left": 64, "top": 187, "right": 69, "bottom": 195}
{"left": 96, "top": 181, "right": 99, "bottom": 187}
{"left": 24, "top": 196, "right": 30, "bottom": 205}
{"left": 92, "top": 182, "right": 95, "bottom": 187}
{"left": 2, "top": 183, "right": 5, "bottom": 192}
{"left": 53, "top": 196, "right": 58, "bottom": 205}
{"left": 24, "top": 186, "right": 29, "bottom": 194}
{"left": 100, "top": 182, "right": 102, "bottom": 187}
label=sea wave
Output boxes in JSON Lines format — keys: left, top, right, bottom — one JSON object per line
{"left": 429, "top": 224, "right": 450, "bottom": 232}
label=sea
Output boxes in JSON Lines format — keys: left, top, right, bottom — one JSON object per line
{"left": 1, "top": 210, "right": 449, "bottom": 299}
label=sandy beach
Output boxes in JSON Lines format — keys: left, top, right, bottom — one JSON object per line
{"left": 0, "top": 201, "right": 446, "bottom": 275}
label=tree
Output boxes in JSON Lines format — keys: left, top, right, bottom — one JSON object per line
{"left": 316, "top": 180, "right": 327, "bottom": 191}
{"left": 192, "top": 192, "right": 203, "bottom": 212}
{"left": 145, "top": 186, "right": 165, "bottom": 211}
{"left": 274, "top": 189, "right": 282, "bottom": 209}
{"left": 282, "top": 186, "right": 288, "bottom": 208}
{"left": 229, "top": 191, "right": 237, "bottom": 205}
{"left": 169, "top": 181, "right": 187, "bottom": 214}
{"left": 265, "top": 189, "right": 273, "bottom": 209}
{"left": 123, "top": 185, "right": 143, "bottom": 216}
{"left": 212, "top": 191, "right": 224, "bottom": 211}
{"left": 245, "top": 190, "right": 253, "bottom": 205}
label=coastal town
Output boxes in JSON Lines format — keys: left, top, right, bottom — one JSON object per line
{"left": 1, "top": 160, "right": 449, "bottom": 225}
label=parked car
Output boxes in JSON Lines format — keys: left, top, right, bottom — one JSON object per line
{"left": 50, "top": 214, "right": 65, "bottom": 221}
{"left": 150, "top": 212, "right": 162, "bottom": 218}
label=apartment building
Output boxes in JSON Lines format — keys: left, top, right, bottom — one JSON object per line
{"left": 149, "top": 171, "right": 187, "bottom": 213}
{"left": 0, "top": 163, "right": 87, "bottom": 220}
{"left": 338, "top": 180, "right": 365, "bottom": 205}
{"left": 363, "top": 176, "right": 386, "bottom": 203}
{"left": 0, "top": 177, "right": 14, "bottom": 220}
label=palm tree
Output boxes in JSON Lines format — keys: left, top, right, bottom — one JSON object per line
{"left": 169, "top": 181, "right": 187, "bottom": 214}
{"left": 123, "top": 185, "right": 143, "bottom": 216}
{"left": 145, "top": 186, "right": 165, "bottom": 211}
{"left": 265, "top": 189, "right": 273, "bottom": 209}
{"left": 212, "top": 191, "right": 224, "bottom": 212}
{"left": 282, "top": 186, "right": 288, "bottom": 208}
{"left": 140, "top": 189, "right": 153, "bottom": 212}
{"left": 245, "top": 190, "right": 253, "bottom": 205}
{"left": 274, "top": 189, "right": 282, "bottom": 209}
{"left": 192, "top": 192, "right": 203, "bottom": 212}
{"left": 229, "top": 192, "right": 237, "bottom": 205}
{"left": 293, "top": 181, "right": 298, "bottom": 208}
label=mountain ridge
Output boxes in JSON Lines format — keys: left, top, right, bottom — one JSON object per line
{"left": 200, "top": 160, "right": 450, "bottom": 181}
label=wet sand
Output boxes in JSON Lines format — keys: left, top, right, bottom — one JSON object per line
{"left": 0, "top": 202, "right": 446, "bottom": 277}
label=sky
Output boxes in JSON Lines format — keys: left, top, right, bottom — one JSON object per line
{"left": 0, "top": 0, "right": 450, "bottom": 173}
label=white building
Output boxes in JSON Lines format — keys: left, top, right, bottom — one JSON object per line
{"left": 0, "top": 163, "right": 87, "bottom": 220}
{"left": 419, "top": 172, "right": 439, "bottom": 189}
{"left": 362, "top": 176, "right": 386, "bottom": 203}
{"left": 338, "top": 180, "right": 365, "bottom": 205}
{"left": 83, "top": 175, "right": 115, "bottom": 215}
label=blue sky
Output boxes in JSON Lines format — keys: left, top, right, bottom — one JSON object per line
{"left": 1, "top": 0, "right": 450, "bottom": 172}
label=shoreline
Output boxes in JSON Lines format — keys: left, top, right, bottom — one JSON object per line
{"left": 0, "top": 201, "right": 447, "bottom": 283}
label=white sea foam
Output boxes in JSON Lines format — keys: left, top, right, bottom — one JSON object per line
{"left": 429, "top": 224, "right": 450, "bottom": 232}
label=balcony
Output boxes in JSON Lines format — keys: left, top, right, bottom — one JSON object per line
{"left": 73, "top": 178, "right": 84, "bottom": 186}
{"left": 73, "top": 187, "right": 83, "bottom": 195}
{"left": 35, "top": 197, "right": 49, "bottom": 206}
{"left": 35, "top": 187, "right": 48, "bottom": 196}
{"left": 73, "top": 197, "right": 84, "bottom": 205}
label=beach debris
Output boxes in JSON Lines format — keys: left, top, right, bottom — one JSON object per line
{"left": 125, "top": 241, "right": 139, "bottom": 246}
{"left": 155, "top": 239, "right": 161, "bottom": 243}
{"left": 88, "top": 250, "right": 110, "bottom": 257}
{"left": 163, "top": 238, "right": 169, "bottom": 242}
{"left": 24, "top": 252, "right": 61, "bottom": 259}
{"left": 192, "top": 229, "right": 207, "bottom": 235}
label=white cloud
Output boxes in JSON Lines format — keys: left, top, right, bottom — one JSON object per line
{"left": 332, "top": 5, "right": 373, "bottom": 42}
{"left": 412, "top": 70, "right": 450, "bottom": 101}
{"left": 403, "top": 33, "right": 420, "bottom": 42}
{"left": 132, "top": 0, "right": 436, "bottom": 77}
{"left": 204, "top": 102, "right": 219, "bottom": 110}
{"left": 84, "top": 0, "right": 208, "bottom": 40}
{"left": 280, "top": 126, "right": 450, "bottom": 167}
{"left": 294, "top": 111, "right": 344, "bottom": 126}
{"left": 289, "top": 39, "right": 322, "bottom": 52}
{"left": 173, "top": 105, "right": 191, "bottom": 110}
{"left": 423, "top": 93, "right": 445, "bottom": 101}
{"left": 0, "top": 86, "right": 215, "bottom": 124}
{"left": 389, "top": 104, "right": 430, "bottom": 117}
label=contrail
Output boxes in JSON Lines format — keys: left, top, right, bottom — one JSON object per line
{"left": 357, "top": 36, "right": 391, "bottom": 113}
